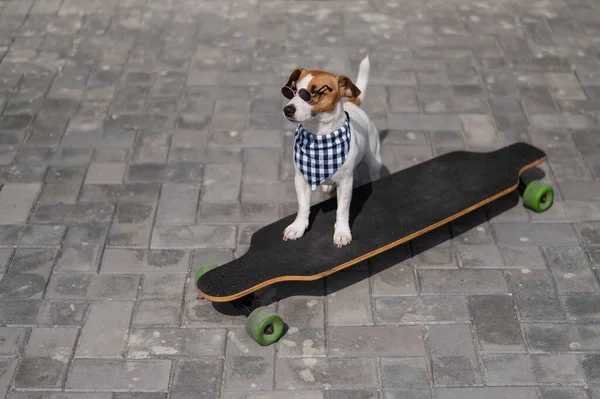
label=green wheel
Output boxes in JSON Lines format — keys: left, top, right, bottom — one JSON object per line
{"left": 194, "top": 264, "right": 219, "bottom": 286}
{"left": 245, "top": 306, "right": 285, "bottom": 346}
{"left": 522, "top": 180, "right": 554, "bottom": 212}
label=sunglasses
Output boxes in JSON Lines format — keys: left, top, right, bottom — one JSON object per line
{"left": 281, "top": 84, "right": 333, "bottom": 103}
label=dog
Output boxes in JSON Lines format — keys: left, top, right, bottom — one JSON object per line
{"left": 281, "top": 55, "right": 382, "bottom": 247}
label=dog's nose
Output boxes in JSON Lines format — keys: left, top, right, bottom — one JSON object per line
{"left": 283, "top": 105, "right": 296, "bottom": 118}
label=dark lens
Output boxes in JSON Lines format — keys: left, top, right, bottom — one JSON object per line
{"left": 281, "top": 86, "right": 294, "bottom": 99}
{"left": 299, "top": 89, "right": 312, "bottom": 102}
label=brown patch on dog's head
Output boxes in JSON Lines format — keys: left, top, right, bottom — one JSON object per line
{"left": 306, "top": 72, "right": 361, "bottom": 116}
{"left": 337, "top": 75, "right": 361, "bottom": 105}
{"left": 284, "top": 68, "right": 305, "bottom": 89}
{"left": 282, "top": 68, "right": 362, "bottom": 121}
{"left": 305, "top": 71, "right": 340, "bottom": 115}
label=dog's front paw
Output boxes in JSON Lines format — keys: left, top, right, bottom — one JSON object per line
{"left": 333, "top": 227, "right": 352, "bottom": 248}
{"left": 283, "top": 221, "right": 307, "bottom": 241}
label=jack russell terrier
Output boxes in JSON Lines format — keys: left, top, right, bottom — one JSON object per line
{"left": 281, "top": 55, "right": 382, "bottom": 247}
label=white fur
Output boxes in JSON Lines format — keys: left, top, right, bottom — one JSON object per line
{"left": 282, "top": 55, "right": 382, "bottom": 247}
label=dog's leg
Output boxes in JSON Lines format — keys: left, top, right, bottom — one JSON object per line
{"left": 283, "top": 172, "right": 312, "bottom": 241}
{"left": 333, "top": 175, "right": 353, "bottom": 247}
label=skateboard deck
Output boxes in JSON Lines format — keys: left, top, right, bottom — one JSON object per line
{"left": 196, "top": 142, "right": 549, "bottom": 302}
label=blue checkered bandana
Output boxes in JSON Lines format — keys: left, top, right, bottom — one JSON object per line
{"left": 293, "top": 112, "right": 351, "bottom": 191}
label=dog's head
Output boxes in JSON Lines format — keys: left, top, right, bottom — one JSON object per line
{"left": 281, "top": 68, "right": 361, "bottom": 123}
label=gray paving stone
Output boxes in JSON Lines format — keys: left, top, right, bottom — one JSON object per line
{"left": 532, "top": 354, "right": 585, "bottom": 384}
{"left": 54, "top": 245, "right": 101, "bottom": 272}
{"left": 369, "top": 244, "right": 416, "bottom": 296}
{"left": 0, "top": 358, "right": 18, "bottom": 397}
{"left": 18, "top": 225, "right": 65, "bottom": 247}
{"left": 425, "top": 324, "right": 483, "bottom": 386}
{"left": 46, "top": 273, "right": 140, "bottom": 300}
{"left": 132, "top": 132, "right": 170, "bottom": 164}
{"left": 459, "top": 114, "right": 499, "bottom": 148}
{"left": 493, "top": 223, "right": 580, "bottom": 246}
{"left": 75, "top": 301, "right": 131, "bottom": 357}
{"left": 14, "top": 356, "right": 67, "bottom": 389}
{"left": 141, "top": 273, "right": 186, "bottom": 299}
{"left": 326, "top": 272, "right": 372, "bottom": 326}
{"left": 243, "top": 148, "right": 280, "bottom": 183}
{"left": 79, "top": 183, "right": 161, "bottom": 204}
{"left": 380, "top": 357, "right": 430, "bottom": 389}
{"left": 127, "top": 163, "right": 203, "bottom": 183}
{"left": 0, "top": 183, "right": 40, "bottom": 224}
{"left": 564, "top": 201, "right": 600, "bottom": 221}
{"left": 66, "top": 359, "right": 172, "bottom": 391}
{"left": 278, "top": 297, "right": 324, "bottom": 330}
{"left": 112, "top": 394, "right": 166, "bottom": 399}
{"left": 2, "top": 294, "right": 70, "bottom": 324}
{"left": 225, "top": 355, "right": 274, "bottom": 390}
{"left": 183, "top": 300, "right": 246, "bottom": 329}
{"left": 201, "top": 164, "right": 242, "bottom": 202}
{"left": 275, "top": 357, "right": 378, "bottom": 390}
{"left": 134, "top": 299, "right": 182, "bottom": 327}
{"left": 101, "top": 249, "right": 190, "bottom": 274}
{"left": 326, "top": 326, "right": 424, "bottom": 357}
{"left": 450, "top": 211, "right": 494, "bottom": 245}
{"left": 128, "top": 328, "right": 226, "bottom": 358}
{"left": 241, "top": 181, "right": 297, "bottom": 203}
{"left": 434, "top": 387, "right": 538, "bottom": 399}
{"left": 562, "top": 295, "right": 600, "bottom": 320}
{"left": 419, "top": 269, "right": 508, "bottom": 294}
{"left": 507, "top": 269, "right": 565, "bottom": 321}
{"left": 43, "top": 274, "right": 83, "bottom": 298}
{"left": 151, "top": 225, "right": 237, "bottom": 249}
{"left": 541, "top": 387, "right": 587, "bottom": 399}
{"left": 0, "top": 248, "right": 57, "bottom": 299}
{"left": 525, "top": 323, "right": 600, "bottom": 352}
{"left": 223, "top": 392, "right": 324, "bottom": 399}
{"left": 0, "top": 327, "right": 28, "bottom": 356}
{"left": 32, "top": 203, "right": 115, "bottom": 224}
{"left": 277, "top": 328, "right": 325, "bottom": 358}
{"left": 498, "top": 245, "right": 546, "bottom": 268}
{"left": 198, "top": 203, "right": 279, "bottom": 224}
{"left": 0, "top": 248, "right": 12, "bottom": 273}
{"left": 38, "top": 166, "right": 86, "bottom": 204}
{"left": 456, "top": 244, "right": 505, "bottom": 268}
{"left": 375, "top": 296, "right": 469, "bottom": 324}
{"left": 25, "top": 327, "right": 78, "bottom": 359}
{"left": 85, "top": 162, "right": 127, "bottom": 184}
{"left": 582, "top": 354, "right": 600, "bottom": 383}
{"left": 108, "top": 222, "right": 153, "bottom": 248}
{"left": 227, "top": 328, "right": 274, "bottom": 358}
{"left": 481, "top": 353, "right": 536, "bottom": 386}
{"left": 468, "top": 295, "right": 525, "bottom": 352}
{"left": 155, "top": 183, "right": 200, "bottom": 226}
{"left": 170, "top": 359, "right": 223, "bottom": 399}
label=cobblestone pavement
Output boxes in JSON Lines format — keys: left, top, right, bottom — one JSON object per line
{"left": 1, "top": 0, "right": 600, "bottom": 397}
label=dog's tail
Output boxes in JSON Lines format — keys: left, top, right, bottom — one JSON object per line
{"left": 355, "top": 54, "right": 370, "bottom": 104}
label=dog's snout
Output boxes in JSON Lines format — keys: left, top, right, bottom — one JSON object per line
{"left": 283, "top": 105, "right": 296, "bottom": 118}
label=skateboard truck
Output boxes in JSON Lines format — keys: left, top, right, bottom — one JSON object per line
{"left": 195, "top": 265, "right": 285, "bottom": 345}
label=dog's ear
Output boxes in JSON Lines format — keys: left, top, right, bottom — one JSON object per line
{"left": 337, "top": 75, "right": 361, "bottom": 99}
{"left": 284, "top": 68, "right": 304, "bottom": 88}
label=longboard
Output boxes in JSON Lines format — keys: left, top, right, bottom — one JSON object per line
{"left": 195, "top": 142, "right": 553, "bottom": 345}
